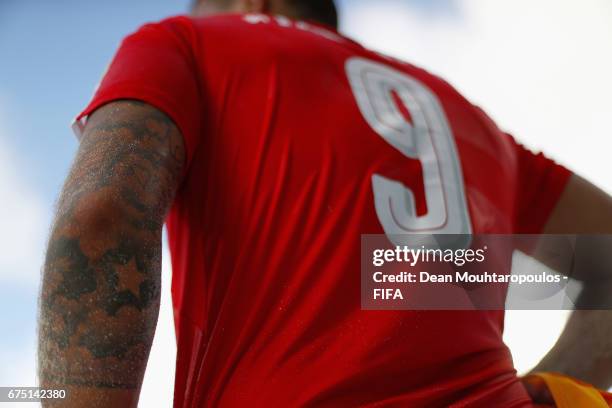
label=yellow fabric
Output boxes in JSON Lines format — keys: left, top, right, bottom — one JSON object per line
{"left": 532, "top": 372, "right": 612, "bottom": 408}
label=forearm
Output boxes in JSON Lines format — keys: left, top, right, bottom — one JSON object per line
{"left": 530, "top": 284, "right": 612, "bottom": 389}
{"left": 533, "top": 175, "right": 612, "bottom": 389}
{"left": 37, "top": 101, "right": 184, "bottom": 407}
{"left": 39, "top": 212, "right": 161, "bottom": 406}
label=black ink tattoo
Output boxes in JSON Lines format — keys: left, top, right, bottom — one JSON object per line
{"left": 38, "top": 100, "right": 185, "bottom": 393}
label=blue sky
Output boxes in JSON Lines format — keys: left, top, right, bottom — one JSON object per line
{"left": 0, "top": 0, "right": 191, "bottom": 198}
{"left": 0, "top": 0, "right": 460, "bottom": 199}
{"left": 1, "top": 0, "right": 610, "bottom": 405}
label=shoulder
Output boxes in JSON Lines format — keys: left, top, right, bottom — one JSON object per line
{"left": 125, "top": 14, "right": 281, "bottom": 53}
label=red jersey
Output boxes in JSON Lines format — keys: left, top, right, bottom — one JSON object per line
{"left": 75, "top": 13, "right": 570, "bottom": 407}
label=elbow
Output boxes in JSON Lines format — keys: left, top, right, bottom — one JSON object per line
{"left": 57, "top": 192, "right": 162, "bottom": 243}
{"left": 576, "top": 279, "right": 612, "bottom": 309}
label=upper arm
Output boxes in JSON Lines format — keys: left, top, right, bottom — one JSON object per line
{"left": 539, "top": 175, "right": 612, "bottom": 284}
{"left": 39, "top": 100, "right": 184, "bottom": 394}
{"left": 66, "top": 18, "right": 201, "bottom": 223}
{"left": 544, "top": 174, "right": 612, "bottom": 234}
{"left": 62, "top": 100, "right": 185, "bottom": 227}
{"left": 510, "top": 138, "right": 572, "bottom": 234}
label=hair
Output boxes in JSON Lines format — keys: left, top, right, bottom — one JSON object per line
{"left": 286, "top": 0, "right": 338, "bottom": 29}
{"left": 194, "top": 0, "right": 338, "bottom": 29}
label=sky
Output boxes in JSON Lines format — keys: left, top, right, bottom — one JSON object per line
{"left": 0, "top": 0, "right": 610, "bottom": 406}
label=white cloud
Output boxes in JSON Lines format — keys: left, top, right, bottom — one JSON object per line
{"left": 0, "top": 341, "right": 37, "bottom": 388}
{"left": 0, "top": 100, "right": 49, "bottom": 287}
{"left": 140, "top": 236, "right": 176, "bottom": 407}
{"left": 0, "top": 98, "right": 49, "bottom": 402}
{"left": 504, "top": 310, "right": 570, "bottom": 374}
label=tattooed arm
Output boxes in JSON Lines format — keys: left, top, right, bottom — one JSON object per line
{"left": 38, "top": 101, "right": 185, "bottom": 407}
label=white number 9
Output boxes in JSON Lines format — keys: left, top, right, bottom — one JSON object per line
{"left": 346, "top": 57, "right": 472, "bottom": 245}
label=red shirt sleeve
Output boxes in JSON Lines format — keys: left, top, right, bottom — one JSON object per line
{"left": 73, "top": 16, "right": 203, "bottom": 179}
{"left": 507, "top": 133, "right": 572, "bottom": 233}
{"left": 471, "top": 105, "right": 571, "bottom": 233}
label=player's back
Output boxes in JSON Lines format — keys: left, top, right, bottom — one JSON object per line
{"left": 84, "top": 13, "right": 570, "bottom": 407}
